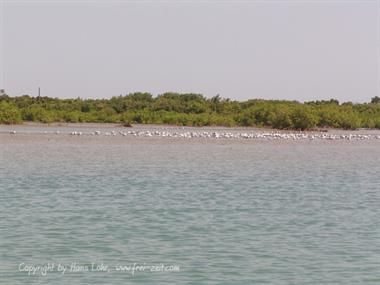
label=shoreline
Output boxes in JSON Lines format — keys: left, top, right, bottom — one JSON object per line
{"left": 1, "top": 122, "right": 379, "bottom": 134}
{"left": 1, "top": 123, "right": 380, "bottom": 141}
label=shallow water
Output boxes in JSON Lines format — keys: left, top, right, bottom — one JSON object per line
{"left": 1, "top": 128, "right": 380, "bottom": 284}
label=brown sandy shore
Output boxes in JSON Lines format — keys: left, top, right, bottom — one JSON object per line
{"left": 1, "top": 122, "right": 380, "bottom": 134}
{"left": 0, "top": 122, "right": 380, "bottom": 134}
{"left": 3, "top": 121, "right": 296, "bottom": 131}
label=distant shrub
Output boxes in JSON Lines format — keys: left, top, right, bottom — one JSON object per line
{"left": 0, "top": 101, "right": 22, "bottom": 124}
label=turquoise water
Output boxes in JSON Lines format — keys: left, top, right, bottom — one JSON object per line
{"left": 1, "top": 129, "right": 380, "bottom": 284}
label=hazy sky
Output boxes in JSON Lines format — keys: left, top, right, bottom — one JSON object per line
{"left": 1, "top": 0, "right": 379, "bottom": 102}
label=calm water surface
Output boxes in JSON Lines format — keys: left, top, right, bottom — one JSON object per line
{"left": 1, "top": 126, "right": 380, "bottom": 284}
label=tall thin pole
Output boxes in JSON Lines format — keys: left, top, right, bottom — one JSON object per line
{"left": 38, "top": 87, "right": 40, "bottom": 97}
{"left": 377, "top": 0, "right": 380, "bottom": 99}
{"left": 0, "top": 0, "right": 4, "bottom": 91}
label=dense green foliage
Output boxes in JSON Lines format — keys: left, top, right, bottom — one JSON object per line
{"left": 0, "top": 101, "right": 22, "bottom": 124}
{"left": 1, "top": 91, "right": 380, "bottom": 130}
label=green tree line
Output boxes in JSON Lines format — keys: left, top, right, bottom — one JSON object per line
{"left": 1, "top": 90, "right": 380, "bottom": 130}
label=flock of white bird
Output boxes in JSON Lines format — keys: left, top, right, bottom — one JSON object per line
{"left": 7, "top": 129, "right": 380, "bottom": 141}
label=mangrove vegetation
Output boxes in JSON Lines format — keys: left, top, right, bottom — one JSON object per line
{"left": 1, "top": 90, "right": 380, "bottom": 130}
